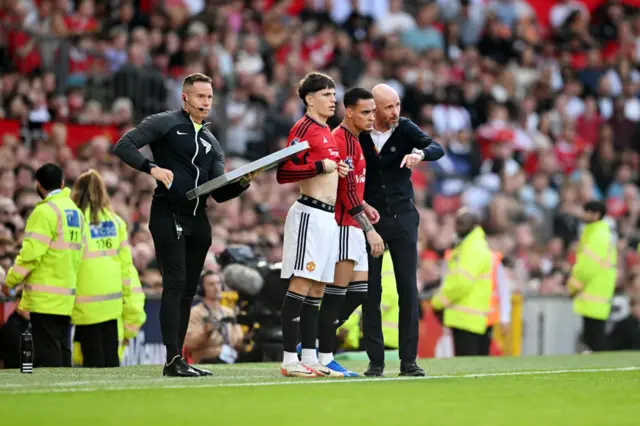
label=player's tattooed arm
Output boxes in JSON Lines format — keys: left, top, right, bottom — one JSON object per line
{"left": 353, "top": 211, "right": 374, "bottom": 233}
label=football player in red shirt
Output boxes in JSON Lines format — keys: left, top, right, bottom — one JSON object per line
{"left": 276, "top": 72, "right": 349, "bottom": 377}
{"left": 315, "top": 88, "right": 385, "bottom": 376}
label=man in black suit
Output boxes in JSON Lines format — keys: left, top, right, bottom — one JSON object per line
{"left": 359, "top": 84, "right": 444, "bottom": 377}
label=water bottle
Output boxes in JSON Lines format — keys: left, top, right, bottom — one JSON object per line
{"left": 20, "top": 323, "right": 33, "bottom": 374}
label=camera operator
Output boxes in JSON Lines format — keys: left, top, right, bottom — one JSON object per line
{"left": 184, "top": 271, "right": 245, "bottom": 364}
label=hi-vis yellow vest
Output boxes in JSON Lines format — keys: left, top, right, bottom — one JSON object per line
{"left": 568, "top": 220, "right": 617, "bottom": 320}
{"left": 381, "top": 250, "right": 399, "bottom": 349}
{"left": 72, "top": 208, "right": 132, "bottom": 325}
{"left": 6, "top": 188, "right": 84, "bottom": 316}
{"left": 432, "top": 227, "right": 493, "bottom": 335}
{"left": 74, "top": 264, "right": 147, "bottom": 366}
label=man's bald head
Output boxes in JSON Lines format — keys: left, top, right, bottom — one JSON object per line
{"left": 371, "top": 84, "right": 401, "bottom": 130}
{"left": 455, "top": 208, "right": 479, "bottom": 237}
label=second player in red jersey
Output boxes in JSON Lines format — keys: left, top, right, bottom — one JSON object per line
{"left": 333, "top": 125, "right": 366, "bottom": 228}
{"left": 315, "top": 88, "right": 385, "bottom": 377}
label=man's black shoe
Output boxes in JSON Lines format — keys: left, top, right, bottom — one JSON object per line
{"left": 188, "top": 363, "right": 213, "bottom": 376}
{"left": 399, "top": 361, "right": 426, "bottom": 377}
{"left": 163, "top": 356, "right": 199, "bottom": 377}
{"left": 363, "top": 363, "right": 384, "bottom": 377}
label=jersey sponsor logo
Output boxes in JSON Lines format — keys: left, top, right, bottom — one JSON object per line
{"left": 89, "top": 220, "right": 117, "bottom": 239}
{"left": 355, "top": 174, "right": 366, "bottom": 184}
{"left": 329, "top": 149, "right": 339, "bottom": 157}
{"left": 306, "top": 261, "right": 316, "bottom": 272}
{"left": 65, "top": 210, "right": 80, "bottom": 228}
{"left": 200, "top": 138, "right": 212, "bottom": 154}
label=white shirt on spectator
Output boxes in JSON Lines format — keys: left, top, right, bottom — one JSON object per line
{"left": 182, "top": 0, "right": 205, "bottom": 15}
{"left": 625, "top": 98, "right": 640, "bottom": 122}
{"left": 432, "top": 104, "right": 471, "bottom": 136}
{"left": 565, "top": 96, "right": 585, "bottom": 120}
{"left": 331, "top": 0, "right": 389, "bottom": 24}
{"left": 235, "top": 51, "right": 264, "bottom": 75}
{"left": 376, "top": 10, "right": 415, "bottom": 35}
{"left": 549, "top": 1, "right": 588, "bottom": 29}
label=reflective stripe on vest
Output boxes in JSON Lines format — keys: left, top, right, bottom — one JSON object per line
{"left": 12, "top": 264, "right": 31, "bottom": 277}
{"left": 131, "top": 287, "right": 144, "bottom": 294}
{"left": 580, "top": 245, "right": 615, "bottom": 269}
{"left": 24, "top": 231, "right": 52, "bottom": 245}
{"left": 47, "top": 202, "right": 83, "bottom": 251}
{"left": 83, "top": 249, "right": 119, "bottom": 259}
{"left": 124, "top": 323, "right": 139, "bottom": 332}
{"left": 382, "top": 321, "right": 398, "bottom": 329}
{"left": 25, "top": 283, "right": 76, "bottom": 296}
{"left": 75, "top": 292, "right": 123, "bottom": 304}
{"left": 576, "top": 292, "right": 611, "bottom": 304}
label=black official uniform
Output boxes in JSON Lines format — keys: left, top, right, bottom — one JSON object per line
{"left": 113, "top": 109, "right": 248, "bottom": 375}
{"left": 359, "top": 118, "right": 444, "bottom": 375}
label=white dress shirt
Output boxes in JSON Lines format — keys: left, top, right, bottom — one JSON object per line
{"left": 370, "top": 126, "right": 396, "bottom": 154}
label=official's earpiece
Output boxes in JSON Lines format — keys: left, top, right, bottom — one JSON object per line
{"left": 183, "top": 95, "right": 207, "bottom": 112}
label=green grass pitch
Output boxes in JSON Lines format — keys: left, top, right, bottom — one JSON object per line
{"left": 1, "top": 352, "right": 638, "bottom": 426}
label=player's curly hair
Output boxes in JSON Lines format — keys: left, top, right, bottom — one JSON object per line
{"left": 297, "top": 72, "right": 335, "bottom": 106}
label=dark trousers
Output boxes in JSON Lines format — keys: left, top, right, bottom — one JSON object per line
{"left": 363, "top": 208, "right": 420, "bottom": 366}
{"left": 30, "top": 312, "right": 72, "bottom": 367}
{"left": 149, "top": 200, "right": 212, "bottom": 356}
{"left": 74, "top": 319, "right": 119, "bottom": 367}
{"left": 479, "top": 326, "right": 493, "bottom": 356}
{"left": 582, "top": 316, "right": 606, "bottom": 352}
{"left": 452, "top": 328, "right": 483, "bottom": 356}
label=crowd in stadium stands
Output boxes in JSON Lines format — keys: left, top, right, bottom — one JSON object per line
{"left": 1, "top": 0, "right": 640, "bottom": 306}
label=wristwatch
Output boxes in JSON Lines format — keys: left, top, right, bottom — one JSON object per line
{"left": 412, "top": 148, "right": 425, "bottom": 161}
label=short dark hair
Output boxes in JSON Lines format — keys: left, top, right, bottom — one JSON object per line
{"left": 297, "top": 72, "right": 335, "bottom": 106}
{"left": 343, "top": 87, "right": 373, "bottom": 108}
{"left": 35, "top": 163, "right": 64, "bottom": 191}
{"left": 584, "top": 200, "right": 606, "bottom": 219}
{"left": 182, "top": 73, "right": 212, "bottom": 89}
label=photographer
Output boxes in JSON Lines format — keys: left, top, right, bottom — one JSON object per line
{"left": 184, "top": 271, "right": 245, "bottom": 364}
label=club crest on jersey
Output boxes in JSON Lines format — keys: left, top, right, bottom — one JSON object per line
{"left": 306, "top": 261, "right": 316, "bottom": 272}
{"left": 390, "top": 146, "right": 396, "bottom": 153}
{"left": 200, "top": 138, "right": 211, "bottom": 154}
{"left": 345, "top": 157, "right": 354, "bottom": 170}
{"left": 291, "top": 138, "right": 300, "bottom": 145}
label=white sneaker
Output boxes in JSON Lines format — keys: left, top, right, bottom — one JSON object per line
{"left": 305, "top": 362, "right": 344, "bottom": 378}
{"left": 280, "top": 361, "right": 317, "bottom": 378}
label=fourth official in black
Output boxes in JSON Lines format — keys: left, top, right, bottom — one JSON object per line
{"left": 113, "top": 73, "right": 254, "bottom": 377}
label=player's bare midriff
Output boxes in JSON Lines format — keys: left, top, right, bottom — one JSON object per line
{"left": 298, "top": 170, "right": 339, "bottom": 206}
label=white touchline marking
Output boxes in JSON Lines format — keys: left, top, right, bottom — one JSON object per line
{"left": 1, "top": 366, "right": 638, "bottom": 395}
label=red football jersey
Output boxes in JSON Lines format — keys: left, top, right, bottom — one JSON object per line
{"left": 333, "top": 125, "right": 366, "bottom": 227}
{"left": 276, "top": 115, "right": 341, "bottom": 184}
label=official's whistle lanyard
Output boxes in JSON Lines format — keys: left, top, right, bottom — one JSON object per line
{"left": 204, "top": 302, "right": 230, "bottom": 345}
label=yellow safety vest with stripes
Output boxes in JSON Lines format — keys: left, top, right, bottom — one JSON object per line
{"left": 72, "top": 208, "right": 132, "bottom": 326}
{"left": 432, "top": 226, "right": 493, "bottom": 335}
{"left": 5, "top": 187, "right": 84, "bottom": 316}
{"left": 74, "top": 264, "right": 147, "bottom": 366}
{"left": 568, "top": 220, "right": 617, "bottom": 320}
{"left": 121, "top": 264, "right": 147, "bottom": 341}
{"left": 381, "top": 250, "right": 399, "bottom": 349}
